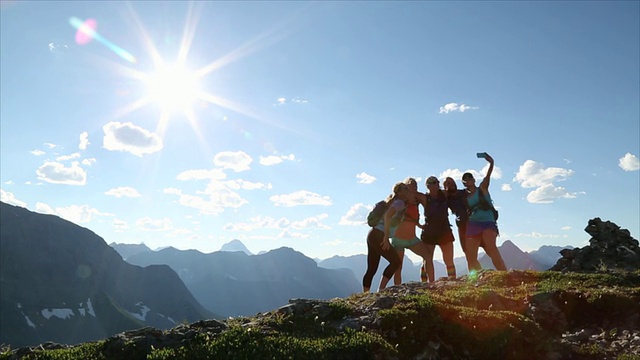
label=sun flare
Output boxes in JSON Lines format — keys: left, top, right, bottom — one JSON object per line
{"left": 143, "top": 63, "right": 201, "bottom": 115}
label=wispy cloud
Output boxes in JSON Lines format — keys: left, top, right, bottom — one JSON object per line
{"left": 176, "top": 169, "right": 227, "bottom": 181}
{"left": 105, "top": 186, "right": 141, "bottom": 198}
{"left": 103, "top": 121, "right": 163, "bottom": 157}
{"left": 290, "top": 214, "right": 330, "bottom": 230}
{"left": 274, "top": 97, "right": 309, "bottom": 106}
{"left": 259, "top": 154, "right": 295, "bottom": 166}
{"left": 136, "top": 217, "right": 173, "bottom": 231}
{"left": 514, "top": 232, "right": 562, "bottom": 238}
{"left": 36, "top": 161, "right": 87, "bottom": 185}
{"left": 439, "top": 102, "right": 479, "bottom": 114}
{"left": 225, "top": 179, "right": 272, "bottom": 190}
{"left": 356, "top": 172, "right": 376, "bottom": 184}
{"left": 619, "top": 153, "right": 640, "bottom": 171}
{"left": 501, "top": 184, "right": 512, "bottom": 191}
{"left": 270, "top": 190, "right": 332, "bottom": 207}
{"left": 30, "top": 150, "right": 46, "bottom": 156}
{"left": 56, "top": 153, "right": 81, "bottom": 161}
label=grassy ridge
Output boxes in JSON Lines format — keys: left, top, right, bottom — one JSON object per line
{"left": 2, "top": 270, "right": 639, "bottom": 360}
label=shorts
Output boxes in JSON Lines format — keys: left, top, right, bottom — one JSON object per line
{"left": 421, "top": 226, "right": 455, "bottom": 245}
{"left": 391, "top": 236, "right": 421, "bottom": 250}
{"left": 466, "top": 221, "right": 498, "bottom": 238}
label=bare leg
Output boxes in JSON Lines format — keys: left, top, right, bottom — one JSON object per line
{"left": 410, "top": 242, "right": 435, "bottom": 282}
{"left": 440, "top": 242, "right": 456, "bottom": 278}
{"left": 393, "top": 249, "right": 404, "bottom": 285}
{"left": 465, "top": 236, "right": 482, "bottom": 272}
{"left": 482, "top": 229, "right": 506, "bottom": 271}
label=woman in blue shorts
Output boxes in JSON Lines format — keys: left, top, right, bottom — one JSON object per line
{"left": 462, "top": 153, "right": 507, "bottom": 272}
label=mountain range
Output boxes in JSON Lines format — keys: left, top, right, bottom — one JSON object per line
{"left": 0, "top": 202, "right": 212, "bottom": 347}
{"left": 120, "top": 246, "right": 360, "bottom": 317}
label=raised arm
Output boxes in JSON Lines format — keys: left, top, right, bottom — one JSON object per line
{"left": 480, "top": 153, "right": 494, "bottom": 192}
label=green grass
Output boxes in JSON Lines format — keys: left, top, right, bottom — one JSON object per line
{"left": 4, "top": 270, "right": 639, "bottom": 360}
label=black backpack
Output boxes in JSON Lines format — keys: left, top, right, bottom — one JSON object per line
{"left": 471, "top": 189, "right": 499, "bottom": 221}
{"left": 367, "top": 200, "right": 389, "bottom": 227}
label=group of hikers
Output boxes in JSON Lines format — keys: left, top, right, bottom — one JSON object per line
{"left": 363, "top": 153, "right": 507, "bottom": 292}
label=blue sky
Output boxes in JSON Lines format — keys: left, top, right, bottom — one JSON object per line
{"left": 1, "top": 1, "right": 638, "bottom": 262}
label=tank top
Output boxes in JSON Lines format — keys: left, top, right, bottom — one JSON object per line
{"left": 467, "top": 189, "right": 496, "bottom": 222}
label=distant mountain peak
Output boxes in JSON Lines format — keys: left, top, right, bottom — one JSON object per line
{"left": 219, "top": 239, "right": 252, "bottom": 255}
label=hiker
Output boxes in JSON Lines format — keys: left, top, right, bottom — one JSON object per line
{"left": 392, "top": 177, "right": 432, "bottom": 285}
{"left": 383, "top": 181, "right": 434, "bottom": 286}
{"left": 362, "top": 186, "right": 403, "bottom": 292}
{"left": 420, "top": 176, "right": 456, "bottom": 280}
{"left": 443, "top": 177, "right": 471, "bottom": 256}
{"left": 462, "top": 153, "right": 507, "bottom": 272}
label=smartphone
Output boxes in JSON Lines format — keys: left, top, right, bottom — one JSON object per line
{"left": 476, "top": 152, "right": 486, "bottom": 159}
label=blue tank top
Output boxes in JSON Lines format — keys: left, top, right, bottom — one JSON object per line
{"left": 467, "top": 189, "right": 496, "bottom": 222}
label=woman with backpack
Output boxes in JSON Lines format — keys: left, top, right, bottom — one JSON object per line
{"left": 420, "top": 176, "right": 457, "bottom": 280}
{"left": 362, "top": 183, "right": 404, "bottom": 292}
{"left": 384, "top": 181, "right": 434, "bottom": 286}
{"left": 392, "top": 177, "right": 432, "bottom": 285}
{"left": 462, "top": 153, "right": 507, "bottom": 272}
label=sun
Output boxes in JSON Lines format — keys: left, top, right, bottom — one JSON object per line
{"left": 142, "top": 62, "right": 201, "bottom": 115}
{"left": 108, "top": 2, "right": 286, "bottom": 138}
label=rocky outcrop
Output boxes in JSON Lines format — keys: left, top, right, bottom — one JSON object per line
{"left": 550, "top": 218, "right": 639, "bottom": 272}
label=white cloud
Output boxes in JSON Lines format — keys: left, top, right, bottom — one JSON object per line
{"left": 525, "top": 184, "right": 579, "bottom": 204}
{"left": 259, "top": 154, "right": 295, "bottom": 166}
{"left": 82, "top": 158, "right": 96, "bottom": 166}
{"left": 79, "top": 132, "right": 90, "bottom": 150}
{"left": 56, "top": 153, "right": 81, "bottom": 161}
{"left": 223, "top": 215, "right": 290, "bottom": 232}
{"left": 440, "top": 166, "right": 502, "bottom": 184}
{"left": 168, "top": 182, "right": 248, "bottom": 215}
{"left": 36, "top": 161, "right": 87, "bottom": 185}
{"left": 356, "top": 172, "right": 376, "bottom": 184}
{"left": 619, "top": 153, "right": 640, "bottom": 171}
{"left": 339, "top": 203, "right": 369, "bottom": 225}
{"left": 514, "top": 232, "right": 561, "bottom": 239}
{"left": 35, "top": 202, "right": 55, "bottom": 215}
{"left": 105, "top": 187, "right": 141, "bottom": 198}
{"left": 291, "top": 214, "right": 330, "bottom": 230}
{"left": 0, "top": 189, "right": 27, "bottom": 207}
{"left": 561, "top": 226, "right": 571, "bottom": 231}
{"left": 55, "top": 204, "right": 111, "bottom": 224}
{"left": 136, "top": 217, "right": 173, "bottom": 231}
{"left": 225, "top": 179, "right": 272, "bottom": 190}
{"left": 501, "top": 184, "right": 512, "bottom": 191}
{"left": 30, "top": 150, "right": 46, "bottom": 156}
{"left": 276, "top": 97, "right": 286, "bottom": 105}
{"left": 44, "top": 143, "right": 57, "bottom": 149}
{"left": 439, "top": 102, "right": 479, "bottom": 114}
{"left": 513, "top": 160, "right": 574, "bottom": 188}
{"left": 48, "top": 43, "right": 68, "bottom": 52}
{"left": 270, "top": 190, "right": 332, "bottom": 207}
{"left": 213, "top": 151, "right": 252, "bottom": 172}
{"left": 102, "top": 121, "right": 163, "bottom": 157}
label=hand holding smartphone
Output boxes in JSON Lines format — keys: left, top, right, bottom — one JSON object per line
{"left": 476, "top": 152, "right": 487, "bottom": 159}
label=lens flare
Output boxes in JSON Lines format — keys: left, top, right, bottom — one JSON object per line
{"left": 69, "top": 17, "right": 136, "bottom": 63}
